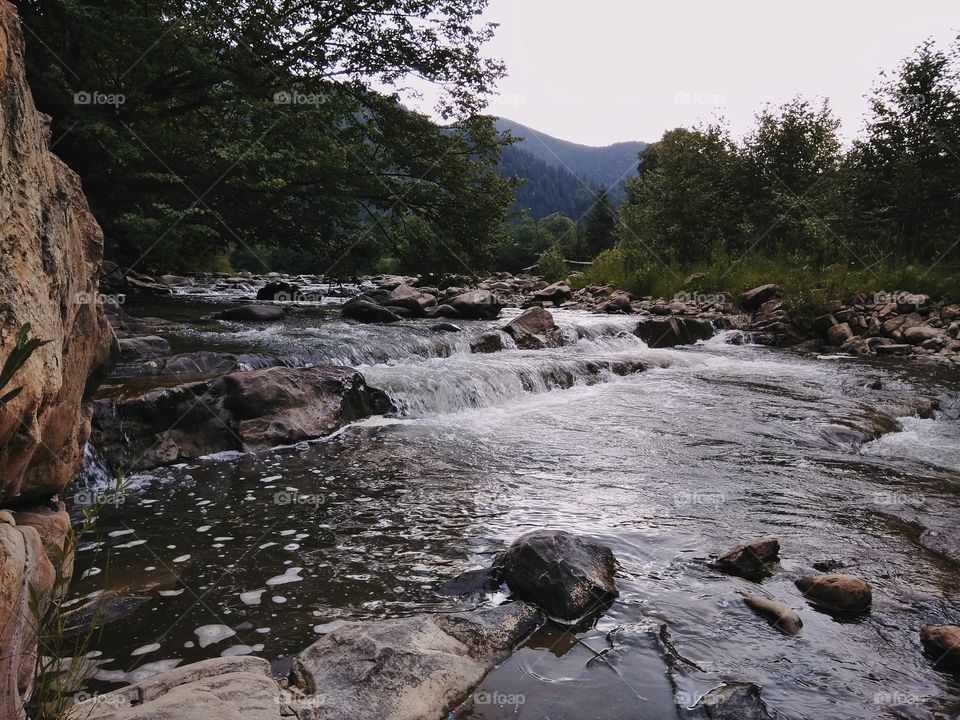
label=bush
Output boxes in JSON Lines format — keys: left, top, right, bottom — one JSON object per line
{"left": 537, "top": 244, "right": 567, "bottom": 282}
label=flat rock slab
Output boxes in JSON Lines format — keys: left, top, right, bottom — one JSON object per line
{"left": 71, "top": 656, "right": 283, "bottom": 720}
{"left": 288, "top": 603, "right": 542, "bottom": 720}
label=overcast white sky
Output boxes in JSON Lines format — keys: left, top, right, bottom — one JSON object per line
{"left": 469, "top": 0, "right": 959, "bottom": 146}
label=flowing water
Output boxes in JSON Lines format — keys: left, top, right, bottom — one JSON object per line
{"left": 72, "top": 298, "right": 960, "bottom": 719}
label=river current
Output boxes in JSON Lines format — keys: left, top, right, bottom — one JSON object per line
{"left": 71, "top": 298, "right": 960, "bottom": 719}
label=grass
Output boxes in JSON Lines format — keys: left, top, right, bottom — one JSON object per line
{"left": 573, "top": 247, "right": 960, "bottom": 314}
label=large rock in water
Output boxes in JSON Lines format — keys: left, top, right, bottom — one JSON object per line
{"left": 635, "top": 317, "right": 713, "bottom": 348}
{"left": 215, "top": 304, "right": 284, "bottom": 322}
{"left": 491, "top": 530, "right": 618, "bottom": 621}
{"left": 714, "top": 537, "right": 780, "bottom": 580}
{"left": 919, "top": 625, "right": 960, "bottom": 669}
{"left": 342, "top": 296, "right": 401, "bottom": 324}
{"left": 92, "top": 365, "right": 391, "bottom": 471}
{"left": 740, "top": 284, "right": 782, "bottom": 312}
{"left": 795, "top": 573, "right": 872, "bottom": 614}
{"left": 287, "top": 603, "right": 542, "bottom": 720}
{"left": 447, "top": 289, "right": 503, "bottom": 320}
{"left": 0, "top": 1, "right": 113, "bottom": 503}
{"left": 502, "top": 307, "right": 563, "bottom": 349}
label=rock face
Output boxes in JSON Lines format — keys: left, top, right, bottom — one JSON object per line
{"left": 715, "top": 537, "right": 780, "bottom": 580}
{"left": 0, "top": 503, "right": 72, "bottom": 719}
{"left": 287, "top": 603, "right": 542, "bottom": 720}
{"left": 635, "top": 317, "right": 713, "bottom": 348}
{"left": 795, "top": 573, "right": 871, "bottom": 614}
{"left": 919, "top": 625, "right": 960, "bottom": 669}
{"left": 491, "top": 530, "right": 618, "bottom": 621}
{"left": 502, "top": 307, "right": 563, "bottom": 349}
{"left": 71, "top": 656, "right": 284, "bottom": 720}
{"left": 0, "top": 1, "right": 113, "bottom": 503}
{"left": 92, "top": 365, "right": 391, "bottom": 470}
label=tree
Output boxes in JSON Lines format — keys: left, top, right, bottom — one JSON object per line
{"left": 17, "top": 0, "right": 514, "bottom": 274}
{"left": 619, "top": 124, "right": 748, "bottom": 265}
{"left": 852, "top": 38, "right": 960, "bottom": 261}
{"left": 743, "top": 98, "right": 845, "bottom": 262}
{"left": 584, "top": 186, "right": 617, "bottom": 257}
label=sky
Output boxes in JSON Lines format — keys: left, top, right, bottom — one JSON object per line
{"left": 468, "top": 0, "right": 959, "bottom": 147}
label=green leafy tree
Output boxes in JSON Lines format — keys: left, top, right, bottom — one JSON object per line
{"left": 852, "top": 38, "right": 960, "bottom": 261}
{"left": 17, "top": 0, "right": 514, "bottom": 274}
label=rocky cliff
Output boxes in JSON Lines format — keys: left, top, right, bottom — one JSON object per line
{"left": 0, "top": 1, "right": 112, "bottom": 716}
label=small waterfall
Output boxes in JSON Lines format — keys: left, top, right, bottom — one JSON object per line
{"left": 75, "top": 442, "right": 113, "bottom": 491}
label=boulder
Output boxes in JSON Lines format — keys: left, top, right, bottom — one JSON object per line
{"left": 795, "top": 573, "right": 871, "bottom": 613}
{"left": 422, "top": 304, "right": 461, "bottom": 320}
{"left": 287, "top": 603, "right": 543, "bottom": 720}
{"left": 635, "top": 317, "right": 713, "bottom": 348}
{"left": 714, "top": 537, "right": 780, "bottom": 580}
{"left": 919, "top": 625, "right": 960, "bottom": 669}
{"left": 533, "top": 282, "right": 572, "bottom": 303}
{"left": 382, "top": 284, "right": 427, "bottom": 316}
{"left": 491, "top": 530, "right": 618, "bottom": 621}
{"left": 0, "top": 504, "right": 71, "bottom": 719}
{"left": 70, "top": 656, "right": 283, "bottom": 720}
{"left": 118, "top": 336, "right": 171, "bottom": 362}
{"left": 215, "top": 305, "right": 284, "bottom": 322}
{"left": 447, "top": 290, "right": 503, "bottom": 320}
{"left": 903, "top": 325, "right": 940, "bottom": 344}
{"left": 470, "top": 332, "right": 505, "bottom": 354}
{"left": 597, "top": 291, "right": 633, "bottom": 314}
{"left": 502, "top": 307, "right": 563, "bottom": 350}
{"left": 92, "top": 365, "right": 392, "bottom": 471}
{"left": 256, "top": 281, "right": 299, "bottom": 301}
{"left": 0, "top": 1, "right": 113, "bottom": 504}
{"left": 742, "top": 596, "right": 802, "bottom": 635}
{"left": 826, "top": 322, "right": 854, "bottom": 345}
{"left": 342, "top": 297, "right": 401, "bottom": 324}
{"left": 740, "top": 284, "right": 782, "bottom": 312}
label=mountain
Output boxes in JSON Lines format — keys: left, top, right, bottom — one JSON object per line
{"left": 495, "top": 118, "right": 646, "bottom": 220}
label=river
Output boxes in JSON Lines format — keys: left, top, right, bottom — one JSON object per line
{"left": 71, "top": 296, "right": 960, "bottom": 719}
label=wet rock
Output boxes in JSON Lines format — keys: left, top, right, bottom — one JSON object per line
{"left": 683, "top": 682, "right": 781, "bottom": 720}
{"left": 422, "top": 304, "right": 461, "bottom": 319}
{"left": 597, "top": 291, "right": 633, "bottom": 314}
{"left": 216, "top": 305, "right": 284, "bottom": 322}
{"left": 919, "top": 625, "right": 960, "bottom": 670}
{"left": 742, "top": 596, "right": 802, "bottom": 635}
{"left": 795, "top": 573, "right": 871, "bottom": 614}
{"left": 118, "top": 335, "right": 171, "bottom": 362}
{"left": 256, "top": 280, "right": 299, "bottom": 301}
{"left": 382, "top": 283, "right": 432, "bottom": 316}
{"left": 491, "top": 529, "right": 618, "bottom": 621}
{"left": 287, "top": 603, "right": 542, "bottom": 720}
{"left": 503, "top": 307, "right": 563, "bottom": 349}
{"left": 533, "top": 281, "right": 572, "bottom": 303}
{"left": 470, "top": 331, "right": 505, "bottom": 354}
{"left": 430, "top": 322, "right": 463, "bottom": 333}
{"left": 342, "top": 297, "right": 401, "bottom": 324}
{"left": 448, "top": 289, "right": 503, "bottom": 320}
{"left": 438, "top": 568, "right": 497, "bottom": 596}
{"left": 714, "top": 537, "right": 780, "bottom": 580}
{"left": 740, "top": 284, "right": 782, "bottom": 312}
{"left": 70, "top": 656, "right": 283, "bottom": 719}
{"left": 635, "top": 317, "right": 713, "bottom": 348}
{"left": 92, "top": 365, "right": 391, "bottom": 470}
{"left": 875, "top": 343, "right": 913, "bottom": 356}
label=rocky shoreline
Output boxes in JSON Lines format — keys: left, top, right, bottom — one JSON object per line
{"left": 101, "top": 268, "right": 960, "bottom": 367}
